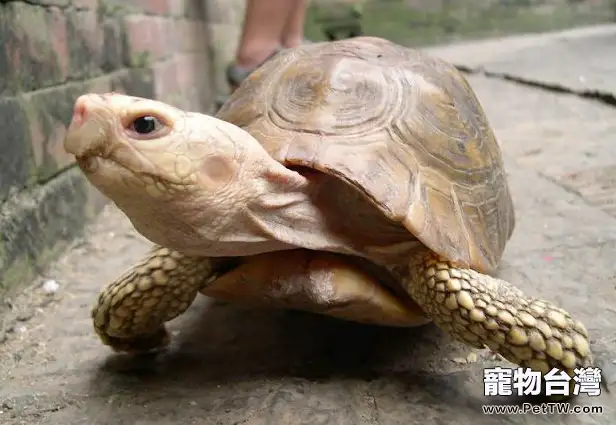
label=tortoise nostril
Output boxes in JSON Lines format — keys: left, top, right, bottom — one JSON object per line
{"left": 71, "top": 96, "right": 89, "bottom": 128}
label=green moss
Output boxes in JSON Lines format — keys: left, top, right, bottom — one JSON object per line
{"left": 2, "top": 2, "right": 69, "bottom": 94}
{"left": 97, "top": 0, "right": 131, "bottom": 18}
{"left": 305, "top": 0, "right": 616, "bottom": 47}
{"left": 15, "top": 96, "right": 41, "bottom": 186}
{"left": 129, "top": 51, "right": 152, "bottom": 69}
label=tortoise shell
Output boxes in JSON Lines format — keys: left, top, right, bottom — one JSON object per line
{"left": 217, "top": 36, "right": 515, "bottom": 274}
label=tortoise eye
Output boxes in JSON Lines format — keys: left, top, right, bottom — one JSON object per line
{"left": 129, "top": 115, "right": 161, "bottom": 135}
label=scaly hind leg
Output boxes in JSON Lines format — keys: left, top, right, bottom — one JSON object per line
{"left": 92, "top": 245, "right": 223, "bottom": 353}
{"left": 402, "top": 249, "right": 593, "bottom": 395}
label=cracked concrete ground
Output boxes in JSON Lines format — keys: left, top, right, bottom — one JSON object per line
{"left": 1, "top": 26, "right": 616, "bottom": 425}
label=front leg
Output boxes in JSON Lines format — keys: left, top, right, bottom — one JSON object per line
{"left": 402, "top": 250, "right": 593, "bottom": 388}
{"left": 92, "top": 245, "right": 220, "bottom": 353}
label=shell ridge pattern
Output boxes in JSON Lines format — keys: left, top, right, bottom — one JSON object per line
{"left": 448, "top": 183, "right": 475, "bottom": 265}
{"left": 397, "top": 76, "right": 492, "bottom": 184}
{"left": 266, "top": 56, "right": 398, "bottom": 137}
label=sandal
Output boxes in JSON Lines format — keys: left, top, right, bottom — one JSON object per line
{"left": 215, "top": 48, "right": 282, "bottom": 111}
{"left": 216, "top": 40, "right": 314, "bottom": 111}
{"left": 225, "top": 47, "right": 283, "bottom": 91}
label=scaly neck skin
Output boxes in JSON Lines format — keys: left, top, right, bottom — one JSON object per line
{"left": 245, "top": 163, "right": 426, "bottom": 265}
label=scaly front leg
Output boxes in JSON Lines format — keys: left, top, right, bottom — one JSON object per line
{"left": 402, "top": 250, "right": 592, "bottom": 386}
{"left": 92, "top": 245, "right": 220, "bottom": 353}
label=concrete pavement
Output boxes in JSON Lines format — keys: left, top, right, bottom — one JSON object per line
{"left": 1, "top": 26, "right": 616, "bottom": 425}
{"left": 425, "top": 24, "right": 616, "bottom": 96}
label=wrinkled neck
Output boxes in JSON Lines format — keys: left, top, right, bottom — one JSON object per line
{"left": 251, "top": 166, "right": 425, "bottom": 265}
{"left": 246, "top": 167, "right": 364, "bottom": 256}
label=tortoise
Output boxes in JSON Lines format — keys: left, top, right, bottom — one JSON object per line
{"left": 63, "top": 36, "right": 593, "bottom": 381}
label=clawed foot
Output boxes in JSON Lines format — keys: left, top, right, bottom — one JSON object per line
{"left": 95, "top": 326, "right": 170, "bottom": 354}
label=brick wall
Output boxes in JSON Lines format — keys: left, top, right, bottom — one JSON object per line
{"left": 206, "top": 0, "right": 246, "bottom": 98}
{"left": 0, "top": 0, "right": 244, "bottom": 297}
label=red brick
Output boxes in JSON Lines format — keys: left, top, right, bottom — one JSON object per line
{"left": 67, "top": 10, "right": 104, "bottom": 78}
{"left": 49, "top": 8, "right": 70, "bottom": 81}
{"left": 0, "top": 98, "right": 31, "bottom": 200}
{"left": 0, "top": 3, "right": 69, "bottom": 94}
{"left": 117, "top": 68, "right": 156, "bottom": 99}
{"left": 131, "top": 0, "right": 171, "bottom": 15}
{"left": 86, "top": 75, "right": 114, "bottom": 95}
{"left": 175, "top": 20, "right": 192, "bottom": 52}
{"left": 72, "top": 0, "right": 99, "bottom": 9}
{"left": 124, "top": 15, "right": 169, "bottom": 62}
{"left": 146, "top": 0, "right": 170, "bottom": 15}
{"left": 28, "top": 113, "right": 73, "bottom": 176}
{"left": 168, "top": 0, "right": 187, "bottom": 16}
{"left": 150, "top": 17, "right": 169, "bottom": 59}
{"left": 23, "top": 85, "right": 85, "bottom": 179}
{"left": 204, "top": 0, "right": 241, "bottom": 23}
{"left": 153, "top": 58, "right": 180, "bottom": 99}
{"left": 161, "top": 18, "right": 179, "bottom": 57}
{"left": 101, "top": 18, "right": 124, "bottom": 71}
{"left": 29, "top": 0, "right": 70, "bottom": 6}
{"left": 175, "top": 19, "right": 208, "bottom": 53}
{"left": 153, "top": 52, "right": 210, "bottom": 109}
{"left": 174, "top": 55, "right": 191, "bottom": 90}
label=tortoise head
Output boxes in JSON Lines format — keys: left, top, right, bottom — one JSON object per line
{"left": 64, "top": 93, "right": 255, "bottom": 199}
{"left": 63, "top": 93, "right": 317, "bottom": 256}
